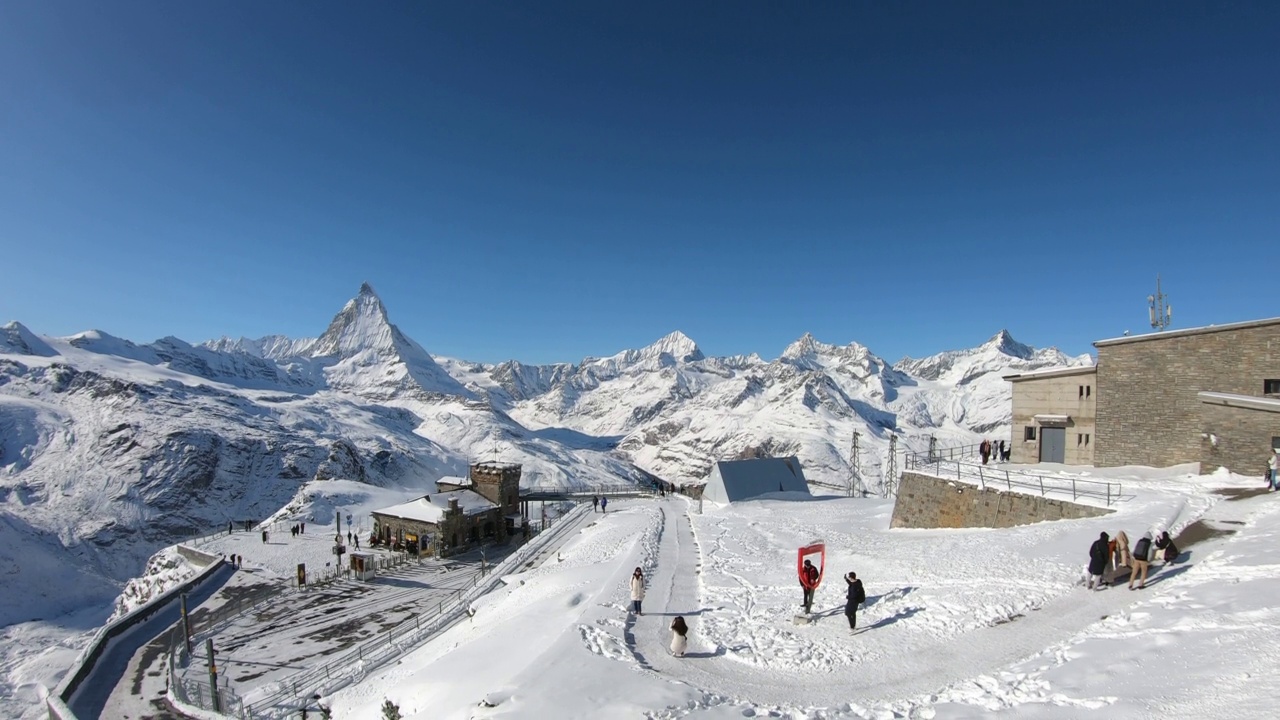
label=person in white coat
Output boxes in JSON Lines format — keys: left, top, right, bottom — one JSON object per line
{"left": 670, "top": 616, "right": 688, "bottom": 657}
{"left": 630, "top": 567, "right": 646, "bottom": 615}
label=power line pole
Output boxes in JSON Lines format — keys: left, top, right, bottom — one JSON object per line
{"left": 884, "top": 434, "right": 898, "bottom": 498}
{"left": 848, "top": 431, "right": 862, "bottom": 498}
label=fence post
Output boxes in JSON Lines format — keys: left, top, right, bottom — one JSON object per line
{"left": 1072, "top": 479, "right": 1078, "bottom": 501}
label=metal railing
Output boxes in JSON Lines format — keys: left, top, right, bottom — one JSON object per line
{"left": 904, "top": 455, "right": 1123, "bottom": 506}
{"left": 520, "top": 481, "right": 656, "bottom": 498}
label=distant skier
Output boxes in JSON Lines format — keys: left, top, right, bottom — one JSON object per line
{"left": 844, "top": 571, "right": 866, "bottom": 630}
{"left": 1154, "top": 530, "right": 1179, "bottom": 565}
{"left": 800, "top": 559, "right": 819, "bottom": 613}
{"left": 630, "top": 567, "right": 646, "bottom": 615}
{"left": 1129, "top": 532, "right": 1153, "bottom": 590}
{"left": 1087, "top": 532, "right": 1110, "bottom": 590}
{"left": 670, "top": 616, "right": 688, "bottom": 657}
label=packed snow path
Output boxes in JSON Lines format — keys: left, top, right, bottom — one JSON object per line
{"left": 623, "top": 491, "right": 1252, "bottom": 711}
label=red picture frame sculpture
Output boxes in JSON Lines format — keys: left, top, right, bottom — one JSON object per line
{"left": 797, "top": 541, "right": 826, "bottom": 591}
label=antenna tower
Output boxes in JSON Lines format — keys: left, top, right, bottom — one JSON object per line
{"left": 1147, "top": 275, "right": 1172, "bottom": 331}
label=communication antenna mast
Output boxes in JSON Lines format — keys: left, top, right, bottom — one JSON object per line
{"left": 1147, "top": 275, "right": 1172, "bottom": 331}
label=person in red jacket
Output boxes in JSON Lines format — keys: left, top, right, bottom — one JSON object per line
{"left": 800, "top": 559, "right": 819, "bottom": 613}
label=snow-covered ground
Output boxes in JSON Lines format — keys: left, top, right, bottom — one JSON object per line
{"left": 317, "top": 465, "right": 1280, "bottom": 719}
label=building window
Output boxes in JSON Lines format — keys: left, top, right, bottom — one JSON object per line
{"left": 1024, "top": 426, "right": 1037, "bottom": 441}
{"left": 1265, "top": 379, "right": 1280, "bottom": 395}
{"left": 1085, "top": 434, "right": 1091, "bottom": 445}
{"left": 1086, "top": 385, "right": 1091, "bottom": 398}
{"left": 1077, "top": 433, "right": 1083, "bottom": 446}
{"left": 1079, "top": 385, "right": 1084, "bottom": 398}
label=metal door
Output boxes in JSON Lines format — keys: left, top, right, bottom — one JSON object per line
{"left": 1039, "top": 427, "right": 1066, "bottom": 463}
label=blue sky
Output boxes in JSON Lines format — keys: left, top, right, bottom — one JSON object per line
{"left": 2, "top": 2, "right": 1277, "bottom": 365}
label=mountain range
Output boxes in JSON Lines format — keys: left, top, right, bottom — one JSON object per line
{"left": 0, "top": 283, "right": 1089, "bottom": 628}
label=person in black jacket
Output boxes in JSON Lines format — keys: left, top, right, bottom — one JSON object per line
{"left": 844, "top": 572, "right": 866, "bottom": 630}
{"left": 1154, "top": 531, "right": 1179, "bottom": 565}
{"left": 1087, "top": 531, "right": 1110, "bottom": 590}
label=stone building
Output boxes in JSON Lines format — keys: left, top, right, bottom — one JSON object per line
{"left": 371, "top": 462, "right": 523, "bottom": 555}
{"left": 1002, "top": 365, "right": 1097, "bottom": 465}
{"left": 1004, "top": 317, "right": 1280, "bottom": 474}
{"left": 1093, "top": 318, "right": 1280, "bottom": 473}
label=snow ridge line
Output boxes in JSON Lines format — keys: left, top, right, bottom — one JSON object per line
{"left": 245, "top": 502, "right": 594, "bottom": 718}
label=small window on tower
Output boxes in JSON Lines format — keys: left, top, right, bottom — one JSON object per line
{"left": 1024, "top": 426, "right": 1037, "bottom": 441}
{"left": 1079, "top": 385, "right": 1084, "bottom": 398}
{"left": 1086, "top": 385, "right": 1092, "bottom": 398}
{"left": 1265, "top": 379, "right": 1280, "bottom": 395}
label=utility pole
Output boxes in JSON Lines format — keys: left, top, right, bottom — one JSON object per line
{"left": 205, "top": 638, "right": 220, "bottom": 713}
{"left": 885, "top": 434, "right": 898, "bottom": 498}
{"left": 848, "top": 431, "right": 862, "bottom": 498}
{"left": 180, "top": 593, "right": 192, "bottom": 656}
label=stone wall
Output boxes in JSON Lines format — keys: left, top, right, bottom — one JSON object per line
{"left": 1197, "top": 402, "right": 1280, "bottom": 475}
{"left": 890, "top": 472, "right": 1111, "bottom": 529}
{"left": 1008, "top": 367, "right": 1097, "bottom": 465}
{"left": 1095, "top": 320, "right": 1280, "bottom": 470}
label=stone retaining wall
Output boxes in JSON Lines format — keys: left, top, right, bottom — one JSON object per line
{"left": 890, "top": 472, "right": 1111, "bottom": 529}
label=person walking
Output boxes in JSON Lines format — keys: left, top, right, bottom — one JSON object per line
{"left": 1154, "top": 530, "right": 1180, "bottom": 565}
{"left": 800, "top": 559, "right": 819, "bottom": 613}
{"left": 980, "top": 439, "right": 992, "bottom": 465}
{"left": 669, "top": 616, "right": 689, "bottom": 657}
{"left": 261, "top": 530, "right": 268, "bottom": 543}
{"left": 1269, "top": 449, "right": 1279, "bottom": 491}
{"left": 1087, "top": 532, "right": 1110, "bottom": 590}
{"left": 1130, "top": 532, "right": 1153, "bottom": 590}
{"left": 601, "top": 496, "right": 608, "bottom": 513}
{"left": 593, "top": 495, "right": 600, "bottom": 513}
{"left": 630, "top": 567, "right": 646, "bottom": 615}
{"left": 228, "top": 521, "right": 233, "bottom": 534}
{"left": 844, "top": 571, "right": 866, "bottom": 630}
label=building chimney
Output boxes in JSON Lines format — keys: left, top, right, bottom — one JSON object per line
{"left": 448, "top": 497, "right": 460, "bottom": 514}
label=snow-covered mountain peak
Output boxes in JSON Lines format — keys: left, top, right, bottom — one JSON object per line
{"left": 310, "top": 283, "right": 395, "bottom": 359}
{"left": 641, "top": 331, "right": 704, "bottom": 363}
{"left": 780, "top": 333, "right": 876, "bottom": 367}
{"left": 307, "top": 284, "right": 472, "bottom": 399}
{"left": 981, "top": 329, "right": 1034, "bottom": 359}
{"left": 0, "top": 321, "right": 56, "bottom": 356}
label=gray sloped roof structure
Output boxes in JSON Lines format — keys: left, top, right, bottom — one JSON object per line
{"left": 703, "top": 457, "right": 810, "bottom": 505}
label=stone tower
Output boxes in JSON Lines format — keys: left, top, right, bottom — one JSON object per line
{"left": 469, "top": 462, "right": 522, "bottom": 517}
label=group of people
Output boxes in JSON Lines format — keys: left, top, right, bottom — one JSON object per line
{"left": 1087, "top": 528, "right": 1179, "bottom": 591}
{"left": 799, "top": 559, "right": 866, "bottom": 631}
{"left": 592, "top": 496, "right": 609, "bottom": 513}
{"left": 629, "top": 567, "right": 689, "bottom": 656}
{"left": 980, "top": 439, "right": 1010, "bottom": 464}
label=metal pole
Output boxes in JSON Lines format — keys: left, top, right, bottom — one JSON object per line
{"left": 206, "top": 638, "right": 221, "bottom": 713}
{"left": 181, "top": 593, "right": 193, "bottom": 656}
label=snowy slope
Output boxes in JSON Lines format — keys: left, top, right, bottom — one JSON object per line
{"left": 0, "top": 285, "right": 641, "bottom": 633}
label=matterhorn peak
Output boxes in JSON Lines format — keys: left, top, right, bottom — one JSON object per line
{"left": 310, "top": 284, "right": 393, "bottom": 358}
{"left": 642, "top": 331, "right": 704, "bottom": 363}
